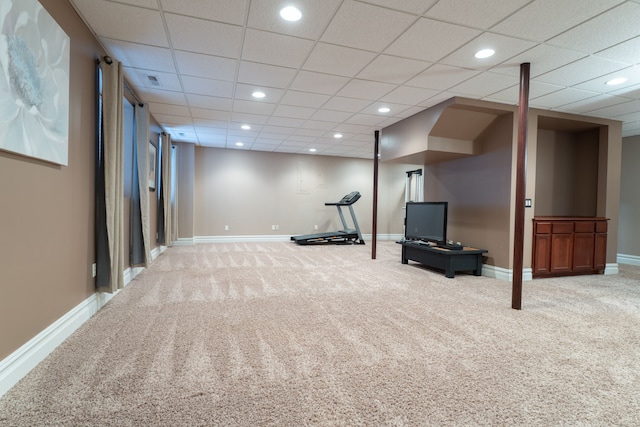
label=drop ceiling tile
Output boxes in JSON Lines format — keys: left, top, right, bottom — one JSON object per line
{"left": 588, "top": 99, "right": 640, "bottom": 118}
{"left": 193, "top": 121, "right": 228, "bottom": 131}
{"left": 229, "top": 122, "right": 263, "bottom": 133}
{"left": 187, "top": 94, "right": 233, "bottom": 111}
{"left": 280, "top": 91, "right": 331, "bottom": 108}
{"left": 251, "top": 143, "right": 280, "bottom": 151}
{"left": 558, "top": 95, "right": 635, "bottom": 114}
{"left": 310, "top": 109, "right": 354, "bottom": 123}
{"left": 116, "top": 0, "right": 158, "bottom": 7}
{"left": 260, "top": 126, "right": 297, "bottom": 135}
{"left": 230, "top": 112, "right": 270, "bottom": 125}
{"left": 294, "top": 128, "right": 327, "bottom": 137}
{"left": 174, "top": 51, "right": 237, "bottom": 81}
{"left": 234, "top": 84, "right": 285, "bottom": 103}
{"left": 289, "top": 71, "right": 350, "bottom": 95}
{"left": 72, "top": 1, "right": 168, "bottom": 46}
{"left": 380, "top": 86, "right": 439, "bottom": 105}
{"left": 489, "top": 81, "right": 563, "bottom": 104}
{"left": 440, "top": 33, "right": 536, "bottom": 69}
{"left": 154, "top": 114, "right": 194, "bottom": 126}
{"left": 357, "top": 55, "right": 432, "bottom": 84}
{"left": 490, "top": 44, "right": 587, "bottom": 79}
{"left": 449, "top": 72, "right": 520, "bottom": 98}
{"left": 322, "top": 97, "right": 372, "bottom": 113}
{"left": 233, "top": 100, "right": 277, "bottom": 116}
{"left": 548, "top": 2, "right": 640, "bottom": 54}
{"left": 572, "top": 67, "right": 639, "bottom": 93}
{"left": 491, "top": 0, "right": 625, "bottom": 42}
{"left": 135, "top": 87, "right": 188, "bottom": 105}
{"left": 303, "top": 43, "right": 377, "bottom": 77}
{"left": 149, "top": 103, "right": 190, "bottom": 117}
{"left": 425, "top": 0, "right": 530, "bottom": 29}
{"left": 237, "top": 62, "right": 297, "bottom": 89}
{"left": 304, "top": 120, "right": 341, "bottom": 131}
{"left": 247, "top": 0, "right": 342, "bottom": 39}
{"left": 536, "top": 56, "right": 630, "bottom": 87}
{"left": 160, "top": 0, "right": 248, "bottom": 25}
{"left": 258, "top": 132, "right": 291, "bottom": 141}
{"left": 165, "top": 14, "right": 243, "bottom": 57}
{"left": 611, "top": 84, "right": 640, "bottom": 99}
{"left": 102, "top": 39, "right": 175, "bottom": 73}
{"left": 345, "top": 113, "right": 388, "bottom": 126}
{"left": 406, "top": 64, "right": 481, "bottom": 91}
{"left": 358, "top": 0, "right": 435, "bottom": 14}
{"left": 529, "top": 88, "right": 600, "bottom": 109}
{"left": 272, "top": 105, "right": 317, "bottom": 120}
{"left": 242, "top": 29, "right": 314, "bottom": 68}
{"left": 267, "top": 117, "right": 306, "bottom": 127}
{"left": 385, "top": 18, "right": 481, "bottom": 62}
{"left": 182, "top": 76, "right": 234, "bottom": 98}
{"left": 336, "top": 79, "right": 397, "bottom": 100}
{"left": 366, "top": 102, "right": 412, "bottom": 117}
{"left": 595, "top": 36, "right": 640, "bottom": 65}
{"left": 189, "top": 108, "right": 231, "bottom": 121}
{"left": 320, "top": 0, "right": 416, "bottom": 52}
{"left": 285, "top": 136, "right": 316, "bottom": 144}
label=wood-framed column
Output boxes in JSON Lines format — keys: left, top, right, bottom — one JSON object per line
{"left": 372, "top": 130, "right": 380, "bottom": 259}
{"left": 512, "top": 62, "right": 530, "bottom": 310}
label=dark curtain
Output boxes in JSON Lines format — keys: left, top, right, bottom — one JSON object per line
{"left": 129, "top": 124, "right": 145, "bottom": 266}
{"left": 95, "top": 60, "right": 111, "bottom": 288}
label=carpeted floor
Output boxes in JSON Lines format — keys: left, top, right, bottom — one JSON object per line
{"left": 1, "top": 241, "right": 640, "bottom": 426}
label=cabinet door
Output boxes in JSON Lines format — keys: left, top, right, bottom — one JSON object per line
{"left": 533, "top": 234, "right": 551, "bottom": 275}
{"left": 594, "top": 233, "right": 607, "bottom": 270}
{"left": 550, "top": 233, "right": 573, "bottom": 274}
{"left": 573, "top": 233, "right": 595, "bottom": 271}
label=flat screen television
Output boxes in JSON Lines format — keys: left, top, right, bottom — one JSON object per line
{"left": 404, "top": 201, "right": 448, "bottom": 244}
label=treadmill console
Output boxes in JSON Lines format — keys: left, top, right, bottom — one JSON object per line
{"left": 338, "top": 191, "right": 361, "bottom": 205}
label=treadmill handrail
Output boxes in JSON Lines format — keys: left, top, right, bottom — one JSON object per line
{"left": 325, "top": 191, "right": 361, "bottom": 206}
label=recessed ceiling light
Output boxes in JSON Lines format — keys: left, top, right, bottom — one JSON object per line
{"left": 309, "top": 148, "right": 317, "bottom": 152}
{"left": 252, "top": 91, "right": 265, "bottom": 98}
{"left": 334, "top": 133, "right": 343, "bottom": 138}
{"left": 474, "top": 48, "right": 495, "bottom": 59}
{"left": 378, "top": 107, "right": 390, "bottom": 113}
{"left": 241, "top": 124, "right": 251, "bottom": 130}
{"left": 235, "top": 142, "right": 244, "bottom": 147}
{"left": 605, "top": 77, "right": 628, "bottom": 86}
{"left": 280, "top": 6, "right": 302, "bottom": 21}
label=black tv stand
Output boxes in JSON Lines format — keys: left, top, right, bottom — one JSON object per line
{"left": 400, "top": 241, "right": 487, "bottom": 278}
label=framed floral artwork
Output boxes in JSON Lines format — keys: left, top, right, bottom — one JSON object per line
{"left": 0, "top": 0, "right": 70, "bottom": 165}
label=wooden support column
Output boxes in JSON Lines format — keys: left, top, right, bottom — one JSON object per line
{"left": 512, "top": 62, "right": 530, "bottom": 310}
{"left": 372, "top": 130, "right": 380, "bottom": 259}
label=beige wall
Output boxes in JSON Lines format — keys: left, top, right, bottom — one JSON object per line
{"left": 535, "top": 129, "right": 599, "bottom": 216}
{"left": 423, "top": 113, "right": 514, "bottom": 268}
{"left": 0, "top": 0, "right": 102, "bottom": 359}
{"left": 619, "top": 136, "right": 640, "bottom": 256}
{"left": 190, "top": 147, "right": 419, "bottom": 239}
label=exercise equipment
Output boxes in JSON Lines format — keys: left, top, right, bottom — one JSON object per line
{"left": 291, "top": 191, "right": 365, "bottom": 245}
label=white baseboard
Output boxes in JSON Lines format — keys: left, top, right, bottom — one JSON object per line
{"left": 192, "top": 234, "right": 402, "bottom": 244}
{"left": 0, "top": 292, "right": 111, "bottom": 398}
{"left": 618, "top": 253, "right": 640, "bottom": 266}
{"left": 481, "top": 265, "right": 533, "bottom": 282}
{"left": 605, "top": 262, "right": 619, "bottom": 275}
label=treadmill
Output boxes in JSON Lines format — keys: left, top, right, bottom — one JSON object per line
{"left": 291, "top": 191, "right": 365, "bottom": 245}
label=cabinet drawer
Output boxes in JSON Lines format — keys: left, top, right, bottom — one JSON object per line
{"left": 552, "top": 222, "right": 574, "bottom": 233}
{"left": 596, "top": 221, "right": 608, "bottom": 233}
{"left": 575, "top": 221, "right": 594, "bottom": 233}
{"left": 536, "top": 222, "right": 552, "bottom": 234}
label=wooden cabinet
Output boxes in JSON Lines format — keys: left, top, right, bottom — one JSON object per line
{"left": 532, "top": 217, "right": 607, "bottom": 278}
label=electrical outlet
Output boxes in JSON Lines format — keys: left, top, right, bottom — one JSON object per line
{"left": 92, "top": 263, "right": 97, "bottom": 278}
{"left": 275, "top": 225, "right": 279, "bottom": 230}
{"left": 314, "top": 224, "right": 318, "bottom": 230}
{"left": 272, "top": 225, "right": 276, "bottom": 230}
{"left": 224, "top": 225, "right": 229, "bottom": 231}
{"left": 525, "top": 198, "right": 532, "bottom": 208}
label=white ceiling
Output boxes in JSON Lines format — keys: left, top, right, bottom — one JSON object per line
{"left": 69, "top": 0, "right": 640, "bottom": 159}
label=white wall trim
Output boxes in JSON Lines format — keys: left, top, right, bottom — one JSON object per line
{"left": 481, "top": 265, "right": 533, "bottom": 282}
{"left": 192, "top": 234, "right": 403, "bottom": 244}
{"left": 605, "top": 262, "right": 619, "bottom": 275}
{"left": 0, "top": 292, "right": 111, "bottom": 398}
{"left": 174, "top": 237, "right": 195, "bottom": 246}
{"left": 618, "top": 253, "right": 640, "bottom": 266}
